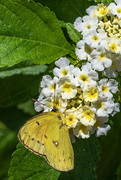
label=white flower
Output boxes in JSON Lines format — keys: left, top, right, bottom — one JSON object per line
{"left": 83, "top": 85, "right": 99, "bottom": 102}
{"left": 34, "top": 93, "right": 67, "bottom": 113}
{"left": 72, "top": 63, "right": 98, "bottom": 89}
{"left": 97, "top": 79, "right": 118, "bottom": 99}
{"left": 105, "top": 37, "right": 121, "bottom": 54}
{"left": 90, "top": 47, "right": 112, "bottom": 71}
{"left": 65, "top": 108, "right": 79, "bottom": 128}
{"left": 103, "top": 57, "right": 121, "bottom": 78}
{"left": 75, "top": 40, "right": 93, "bottom": 61}
{"left": 53, "top": 57, "right": 75, "bottom": 78}
{"left": 77, "top": 106, "right": 96, "bottom": 126}
{"left": 73, "top": 122, "right": 92, "bottom": 138}
{"left": 110, "top": 0, "right": 121, "bottom": 19}
{"left": 40, "top": 75, "right": 59, "bottom": 97}
{"left": 83, "top": 29, "right": 107, "bottom": 48}
{"left": 74, "top": 15, "right": 98, "bottom": 35}
{"left": 98, "top": 78, "right": 118, "bottom": 94}
{"left": 58, "top": 76, "right": 77, "bottom": 99}
{"left": 92, "top": 98, "right": 116, "bottom": 117}
{"left": 94, "top": 3, "right": 111, "bottom": 18}
{"left": 82, "top": 62, "right": 98, "bottom": 81}
{"left": 86, "top": 5, "right": 98, "bottom": 17}
{"left": 96, "top": 124, "right": 111, "bottom": 137}
{"left": 90, "top": 116, "right": 111, "bottom": 137}
{"left": 111, "top": 102, "right": 120, "bottom": 116}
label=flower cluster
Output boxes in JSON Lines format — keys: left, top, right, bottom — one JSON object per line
{"left": 34, "top": 0, "right": 120, "bottom": 140}
{"left": 74, "top": 0, "right": 121, "bottom": 78}
{"left": 35, "top": 57, "right": 119, "bottom": 139}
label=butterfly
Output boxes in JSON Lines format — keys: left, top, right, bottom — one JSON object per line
{"left": 18, "top": 108, "right": 74, "bottom": 171}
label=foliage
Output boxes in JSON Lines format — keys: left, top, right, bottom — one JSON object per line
{"left": 0, "top": 0, "right": 120, "bottom": 180}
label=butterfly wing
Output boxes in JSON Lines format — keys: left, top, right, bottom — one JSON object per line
{"left": 44, "top": 117, "right": 74, "bottom": 171}
{"left": 18, "top": 112, "right": 56, "bottom": 156}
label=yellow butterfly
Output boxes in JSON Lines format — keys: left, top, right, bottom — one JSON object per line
{"left": 18, "top": 109, "right": 74, "bottom": 171}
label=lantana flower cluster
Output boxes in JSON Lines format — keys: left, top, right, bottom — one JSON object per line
{"left": 74, "top": 0, "right": 121, "bottom": 78}
{"left": 35, "top": 57, "right": 119, "bottom": 139}
{"left": 35, "top": 0, "right": 120, "bottom": 140}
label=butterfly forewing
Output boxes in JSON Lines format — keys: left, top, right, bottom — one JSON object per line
{"left": 44, "top": 118, "right": 74, "bottom": 171}
{"left": 18, "top": 112, "right": 55, "bottom": 156}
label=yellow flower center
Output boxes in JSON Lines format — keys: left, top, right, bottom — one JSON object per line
{"left": 99, "top": 8, "right": 108, "bottom": 15}
{"left": 79, "top": 74, "right": 89, "bottom": 83}
{"left": 83, "top": 110, "right": 93, "bottom": 120}
{"left": 49, "top": 83, "right": 56, "bottom": 90}
{"left": 87, "top": 89, "right": 98, "bottom": 99}
{"left": 92, "top": 35, "right": 99, "bottom": 42}
{"left": 97, "top": 102, "right": 104, "bottom": 109}
{"left": 116, "top": 7, "right": 121, "bottom": 14}
{"left": 66, "top": 114, "right": 75, "bottom": 126}
{"left": 61, "top": 68, "right": 68, "bottom": 76}
{"left": 110, "top": 43, "right": 118, "bottom": 51}
{"left": 86, "top": 24, "right": 92, "bottom": 29}
{"left": 62, "top": 82, "right": 71, "bottom": 92}
{"left": 51, "top": 99, "right": 61, "bottom": 109}
{"left": 101, "top": 85, "right": 109, "bottom": 93}
{"left": 98, "top": 53, "right": 106, "bottom": 61}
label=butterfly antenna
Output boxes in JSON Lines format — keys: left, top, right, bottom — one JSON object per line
{"left": 53, "top": 83, "right": 57, "bottom": 110}
{"left": 32, "top": 98, "right": 38, "bottom": 102}
{"left": 32, "top": 98, "right": 47, "bottom": 107}
{"left": 65, "top": 105, "right": 82, "bottom": 116}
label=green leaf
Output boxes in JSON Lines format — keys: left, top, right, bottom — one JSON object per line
{"left": 97, "top": 112, "right": 121, "bottom": 180}
{"left": 66, "top": 23, "right": 82, "bottom": 43}
{"left": 0, "top": 128, "right": 17, "bottom": 180}
{"left": 0, "top": 59, "right": 48, "bottom": 107}
{"left": 8, "top": 143, "right": 61, "bottom": 180}
{"left": 59, "top": 135, "right": 101, "bottom": 180}
{"left": 0, "top": 74, "right": 41, "bottom": 108}
{"left": 0, "top": 64, "right": 47, "bottom": 78}
{"left": 92, "top": 0, "right": 113, "bottom": 2}
{"left": 18, "top": 99, "right": 37, "bottom": 116}
{"left": 117, "top": 161, "right": 121, "bottom": 180}
{"left": 35, "top": 0, "right": 95, "bottom": 23}
{"left": 0, "top": 106, "right": 33, "bottom": 130}
{"left": 0, "top": 0, "right": 71, "bottom": 67}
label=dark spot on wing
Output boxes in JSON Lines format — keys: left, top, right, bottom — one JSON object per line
{"left": 24, "top": 132, "right": 27, "bottom": 134}
{"left": 32, "top": 138, "right": 34, "bottom": 141}
{"left": 57, "top": 115, "right": 62, "bottom": 120}
{"left": 59, "top": 122, "right": 64, "bottom": 129}
{"left": 44, "top": 135, "right": 47, "bottom": 139}
{"left": 64, "top": 159, "right": 65, "bottom": 162}
{"left": 37, "top": 141, "right": 40, "bottom": 143}
{"left": 53, "top": 140, "right": 59, "bottom": 147}
{"left": 68, "top": 156, "right": 71, "bottom": 159}
{"left": 42, "top": 143, "right": 44, "bottom": 145}
{"left": 36, "top": 121, "right": 40, "bottom": 125}
{"left": 63, "top": 150, "right": 64, "bottom": 156}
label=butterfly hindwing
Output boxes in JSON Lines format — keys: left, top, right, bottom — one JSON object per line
{"left": 44, "top": 114, "right": 74, "bottom": 171}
